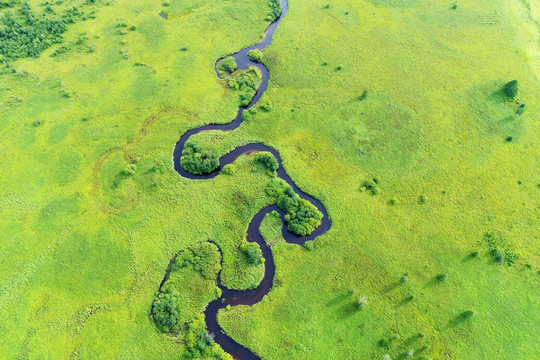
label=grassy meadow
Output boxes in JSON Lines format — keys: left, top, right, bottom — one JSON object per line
{"left": 1, "top": 0, "right": 539, "bottom": 359}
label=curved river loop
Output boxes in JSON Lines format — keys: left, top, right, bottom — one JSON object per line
{"left": 171, "top": 1, "right": 331, "bottom": 358}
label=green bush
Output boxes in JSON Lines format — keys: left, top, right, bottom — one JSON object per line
{"left": 181, "top": 142, "right": 219, "bottom": 175}
{"left": 221, "top": 164, "right": 235, "bottom": 175}
{"left": 254, "top": 152, "right": 278, "bottom": 172}
{"left": 248, "top": 49, "right": 264, "bottom": 62}
{"left": 502, "top": 80, "right": 518, "bottom": 99}
{"left": 265, "top": 178, "right": 323, "bottom": 236}
{"left": 265, "top": 0, "right": 281, "bottom": 22}
{"left": 240, "top": 242, "right": 261, "bottom": 264}
{"left": 152, "top": 292, "right": 180, "bottom": 333}
{"left": 228, "top": 68, "right": 261, "bottom": 106}
{"left": 218, "top": 56, "right": 237, "bottom": 74}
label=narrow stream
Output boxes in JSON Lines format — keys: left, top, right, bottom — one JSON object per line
{"left": 171, "top": 1, "right": 331, "bottom": 358}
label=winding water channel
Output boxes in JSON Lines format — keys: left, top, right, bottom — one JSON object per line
{"left": 171, "top": 1, "right": 331, "bottom": 358}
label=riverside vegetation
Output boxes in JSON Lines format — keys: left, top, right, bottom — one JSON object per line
{"left": 0, "top": 0, "right": 539, "bottom": 359}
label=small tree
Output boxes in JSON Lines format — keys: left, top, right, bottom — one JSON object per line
{"left": 240, "top": 243, "right": 262, "bottom": 264}
{"left": 248, "top": 49, "right": 264, "bottom": 63}
{"left": 254, "top": 152, "right": 278, "bottom": 172}
{"left": 502, "top": 80, "right": 518, "bottom": 99}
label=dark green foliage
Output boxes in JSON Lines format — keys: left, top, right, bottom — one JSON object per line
{"left": 152, "top": 292, "right": 180, "bottom": 333}
{"left": 336, "top": 64, "right": 343, "bottom": 70}
{"left": 361, "top": 178, "right": 380, "bottom": 195}
{"left": 0, "top": 5, "right": 68, "bottom": 59}
{"left": 506, "top": 136, "right": 513, "bottom": 142}
{"left": 241, "top": 110, "right": 252, "bottom": 121}
{"left": 254, "top": 152, "right": 278, "bottom": 172}
{"left": 492, "top": 249, "right": 504, "bottom": 264}
{"left": 515, "top": 103, "right": 526, "bottom": 115}
{"left": 451, "top": 3, "right": 458, "bottom": 9}
{"left": 470, "top": 251, "right": 479, "bottom": 258}
{"left": 248, "top": 49, "right": 263, "bottom": 62}
{"left": 181, "top": 142, "right": 219, "bottom": 175}
{"left": 265, "top": 0, "right": 281, "bottom": 22}
{"left": 436, "top": 273, "right": 447, "bottom": 282}
{"left": 359, "top": 89, "right": 368, "bottom": 100}
{"left": 218, "top": 56, "right": 237, "bottom": 74}
{"left": 240, "top": 242, "right": 261, "bottom": 264}
{"left": 461, "top": 310, "right": 475, "bottom": 319}
{"left": 502, "top": 80, "right": 518, "bottom": 99}
{"left": 324, "top": 3, "right": 331, "bottom": 9}
{"left": 484, "top": 232, "right": 517, "bottom": 266}
{"left": 265, "top": 178, "right": 323, "bottom": 236}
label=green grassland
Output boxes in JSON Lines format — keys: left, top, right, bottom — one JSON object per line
{"left": 1, "top": 0, "right": 539, "bottom": 359}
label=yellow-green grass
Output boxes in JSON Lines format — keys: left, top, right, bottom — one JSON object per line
{"left": 0, "top": 0, "right": 273, "bottom": 358}
{"left": 1, "top": 0, "right": 539, "bottom": 359}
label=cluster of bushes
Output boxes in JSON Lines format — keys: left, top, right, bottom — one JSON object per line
{"left": 484, "top": 232, "right": 516, "bottom": 266}
{"left": 217, "top": 56, "right": 237, "bottom": 75}
{"left": 247, "top": 49, "right": 263, "bottom": 63}
{"left": 502, "top": 80, "right": 518, "bottom": 99}
{"left": 181, "top": 142, "right": 219, "bottom": 175}
{"left": 152, "top": 242, "right": 222, "bottom": 334}
{"left": 265, "top": 178, "right": 323, "bottom": 236}
{"left": 174, "top": 242, "right": 222, "bottom": 279}
{"left": 0, "top": 2, "right": 95, "bottom": 59}
{"left": 360, "top": 177, "right": 380, "bottom": 195}
{"left": 254, "top": 152, "right": 278, "bottom": 172}
{"left": 240, "top": 242, "right": 262, "bottom": 264}
{"left": 265, "top": 0, "right": 281, "bottom": 22}
{"left": 227, "top": 67, "right": 261, "bottom": 107}
{"left": 183, "top": 314, "right": 232, "bottom": 360}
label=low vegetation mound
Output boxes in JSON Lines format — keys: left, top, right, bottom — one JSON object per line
{"left": 265, "top": 178, "right": 323, "bottom": 236}
{"left": 183, "top": 314, "right": 232, "bottom": 359}
{"left": 217, "top": 56, "right": 237, "bottom": 76}
{"left": 152, "top": 242, "right": 222, "bottom": 334}
{"left": 181, "top": 142, "right": 220, "bottom": 175}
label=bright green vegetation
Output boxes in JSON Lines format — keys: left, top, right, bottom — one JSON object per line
{"left": 265, "top": 0, "right": 281, "bottom": 22}
{"left": 265, "top": 178, "right": 323, "bottom": 236}
{"left": 254, "top": 151, "right": 279, "bottom": 172}
{"left": 240, "top": 242, "right": 262, "bottom": 264}
{"left": 247, "top": 49, "right": 263, "bottom": 62}
{"left": 183, "top": 314, "right": 232, "bottom": 360}
{"left": 181, "top": 142, "right": 220, "bottom": 175}
{"left": 217, "top": 56, "right": 237, "bottom": 76}
{"left": 152, "top": 242, "right": 222, "bottom": 334}
{"left": 1, "top": 0, "right": 539, "bottom": 359}
{"left": 227, "top": 67, "right": 262, "bottom": 106}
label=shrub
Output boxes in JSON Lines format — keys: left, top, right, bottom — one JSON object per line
{"left": 324, "top": 3, "right": 331, "bottom": 9}
{"left": 241, "top": 111, "right": 252, "bottom": 121}
{"left": 265, "top": 178, "right": 323, "bottom": 236}
{"left": 516, "top": 103, "right": 526, "bottom": 115}
{"left": 248, "top": 49, "right": 264, "bottom": 62}
{"left": 218, "top": 56, "right": 237, "bottom": 74}
{"left": 254, "top": 152, "right": 278, "bottom": 172}
{"left": 181, "top": 142, "right": 219, "bottom": 175}
{"left": 359, "top": 90, "right": 368, "bottom": 100}
{"left": 336, "top": 65, "right": 343, "bottom": 70}
{"left": 180, "top": 46, "right": 188, "bottom": 51}
{"left": 492, "top": 249, "right": 504, "bottom": 264}
{"left": 436, "top": 273, "right": 447, "bottom": 282}
{"left": 470, "top": 251, "right": 479, "bottom": 258}
{"left": 419, "top": 194, "right": 428, "bottom": 203}
{"left": 260, "top": 101, "right": 273, "bottom": 112}
{"left": 221, "top": 164, "right": 234, "bottom": 175}
{"left": 400, "top": 274, "right": 409, "bottom": 283}
{"left": 502, "top": 80, "right": 518, "bottom": 99}
{"left": 303, "top": 240, "right": 315, "bottom": 251}
{"left": 152, "top": 292, "right": 180, "bottom": 333}
{"left": 240, "top": 242, "right": 261, "bottom": 264}
{"left": 462, "top": 310, "right": 475, "bottom": 319}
